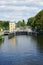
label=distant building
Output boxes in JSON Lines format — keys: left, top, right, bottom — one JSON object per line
{"left": 9, "top": 22, "right": 15, "bottom": 32}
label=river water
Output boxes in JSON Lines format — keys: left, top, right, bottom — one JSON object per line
{"left": 0, "top": 35, "right": 43, "bottom": 65}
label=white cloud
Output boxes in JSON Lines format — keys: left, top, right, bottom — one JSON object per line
{"left": 0, "top": 0, "right": 43, "bottom": 21}
{"left": 0, "top": 5, "right": 39, "bottom": 11}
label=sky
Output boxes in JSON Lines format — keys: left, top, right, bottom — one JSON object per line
{"left": 0, "top": 0, "right": 43, "bottom": 22}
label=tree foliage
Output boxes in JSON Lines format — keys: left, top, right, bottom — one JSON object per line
{"left": 0, "top": 21, "right": 9, "bottom": 30}
{"left": 16, "top": 20, "right": 26, "bottom": 27}
{"left": 27, "top": 10, "right": 43, "bottom": 31}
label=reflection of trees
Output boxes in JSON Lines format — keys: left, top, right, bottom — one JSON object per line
{"left": 37, "top": 34, "right": 43, "bottom": 53}
{"left": 0, "top": 40, "right": 2, "bottom": 46}
{"left": 0, "top": 39, "right": 4, "bottom": 47}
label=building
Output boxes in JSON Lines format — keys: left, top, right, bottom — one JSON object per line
{"left": 9, "top": 22, "right": 15, "bottom": 32}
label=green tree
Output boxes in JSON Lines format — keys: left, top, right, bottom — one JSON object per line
{"left": 27, "top": 9, "right": 43, "bottom": 31}
{"left": 16, "top": 20, "right": 26, "bottom": 27}
{"left": 2, "top": 21, "right": 9, "bottom": 30}
{"left": 21, "top": 20, "right": 26, "bottom": 27}
{"left": 0, "top": 21, "right": 9, "bottom": 30}
{"left": 27, "top": 17, "right": 35, "bottom": 26}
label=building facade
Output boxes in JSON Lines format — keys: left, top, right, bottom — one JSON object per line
{"left": 9, "top": 22, "right": 15, "bottom": 32}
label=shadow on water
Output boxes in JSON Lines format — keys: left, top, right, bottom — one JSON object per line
{"left": 37, "top": 34, "right": 43, "bottom": 53}
{"left": 0, "top": 39, "right": 4, "bottom": 47}
{"left": 0, "top": 40, "right": 3, "bottom": 46}
{"left": 31, "top": 34, "right": 43, "bottom": 54}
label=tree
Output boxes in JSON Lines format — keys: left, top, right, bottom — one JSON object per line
{"left": 27, "top": 9, "right": 43, "bottom": 31}
{"left": 27, "top": 17, "right": 35, "bottom": 26}
{"left": 21, "top": 20, "right": 26, "bottom": 27}
{"left": 34, "top": 10, "right": 43, "bottom": 30}
{"left": 0, "top": 21, "right": 9, "bottom": 30}
{"left": 2, "top": 21, "right": 9, "bottom": 30}
{"left": 16, "top": 20, "right": 26, "bottom": 27}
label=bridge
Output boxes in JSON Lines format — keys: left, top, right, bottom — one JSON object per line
{"left": 0, "top": 28, "right": 38, "bottom": 39}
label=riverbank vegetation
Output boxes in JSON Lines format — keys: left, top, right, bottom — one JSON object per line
{"left": 27, "top": 10, "right": 43, "bottom": 31}
{"left": 0, "top": 21, "right": 9, "bottom": 31}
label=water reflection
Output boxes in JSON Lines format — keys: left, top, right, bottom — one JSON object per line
{"left": 8, "top": 35, "right": 43, "bottom": 54}
{"left": 9, "top": 36, "right": 16, "bottom": 48}
{"left": 0, "top": 39, "right": 4, "bottom": 47}
{"left": 37, "top": 34, "right": 43, "bottom": 53}
{"left": 0, "top": 35, "right": 43, "bottom": 65}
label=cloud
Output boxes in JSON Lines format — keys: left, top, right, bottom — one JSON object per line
{"left": 0, "top": 0, "right": 43, "bottom": 21}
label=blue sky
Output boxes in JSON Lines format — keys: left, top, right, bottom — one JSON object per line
{"left": 0, "top": 0, "right": 43, "bottom": 22}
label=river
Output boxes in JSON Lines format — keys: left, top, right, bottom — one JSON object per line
{"left": 0, "top": 35, "right": 43, "bottom": 65}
